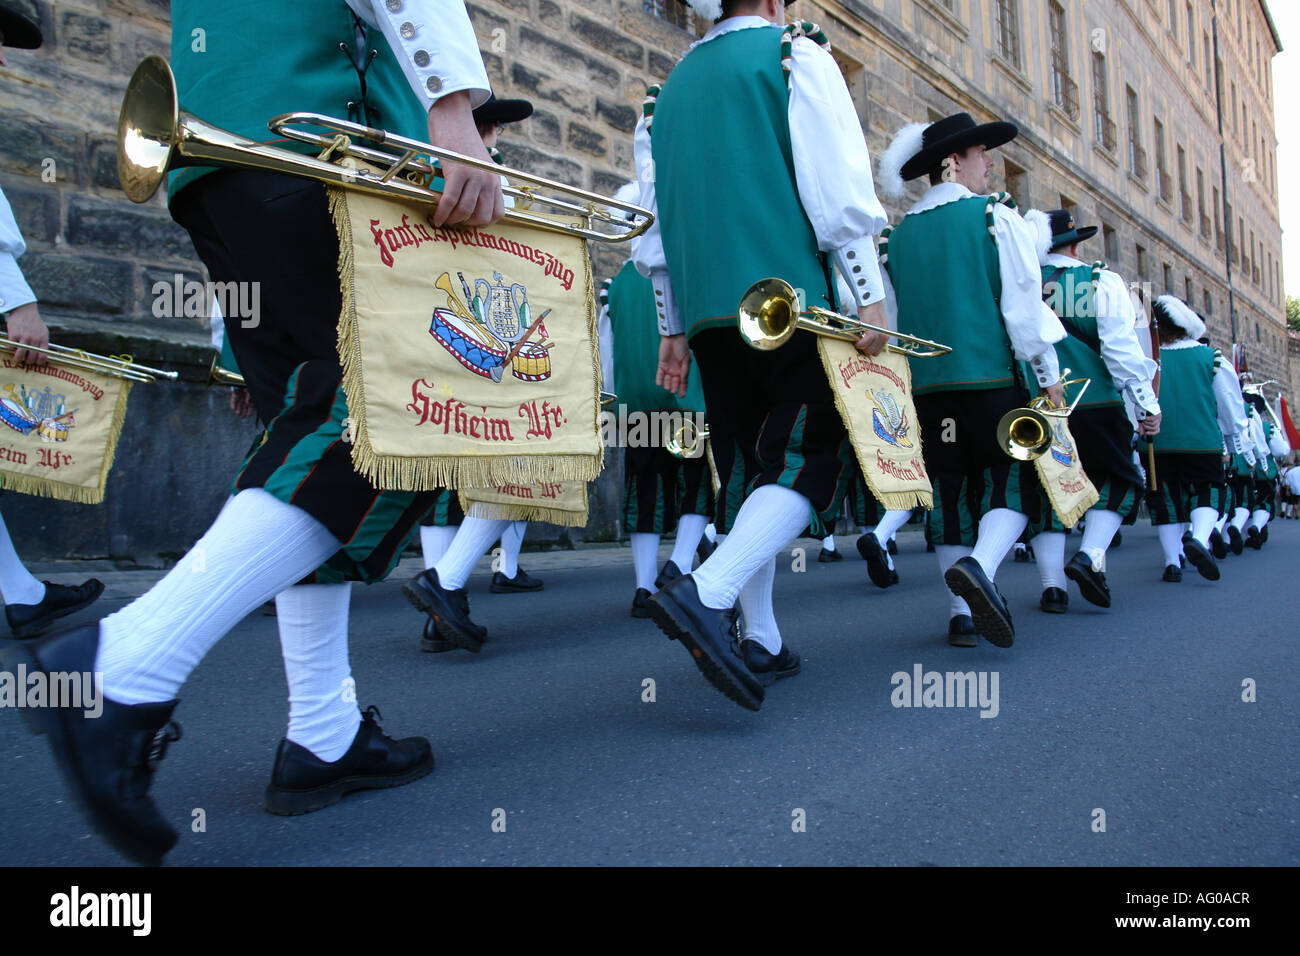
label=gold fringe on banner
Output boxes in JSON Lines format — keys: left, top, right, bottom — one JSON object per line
{"left": 327, "top": 188, "right": 604, "bottom": 492}
{"left": 460, "top": 498, "right": 589, "bottom": 527}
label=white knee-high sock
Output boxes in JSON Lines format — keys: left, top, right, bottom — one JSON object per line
{"left": 969, "top": 508, "right": 1028, "bottom": 579}
{"left": 935, "top": 544, "right": 972, "bottom": 617}
{"left": 420, "top": 524, "right": 459, "bottom": 569}
{"left": 1250, "top": 510, "right": 1270, "bottom": 532}
{"left": 630, "top": 533, "right": 660, "bottom": 592}
{"left": 704, "top": 523, "right": 717, "bottom": 544}
{"left": 670, "top": 513, "right": 709, "bottom": 571}
{"left": 0, "top": 510, "right": 44, "bottom": 606}
{"left": 434, "top": 516, "right": 509, "bottom": 590}
{"left": 872, "top": 508, "right": 911, "bottom": 544}
{"left": 1189, "top": 507, "right": 1217, "bottom": 545}
{"left": 1079, "top": 509, "right": 1123, "bottom": 570}
{"left": 738, "top": 557, "right": 780, "bottom": 654}
{"left": 499, "top": 521, "right": 526, "bottom": 578}
{"left": 821, "top": 534, "right": 836, "bottom": 551}
{"left": 276, "top": 583, "right": 359, "bottom": 762}
{"left": 1032, "top": 531, "right": 1067, "bottom": 590}
{"left": 1232, "top": 507, "right": 1250, "bottom": 530}
{"left": 1157, "top": 524, "right": 1184, "bottom": 566}
{"left": 692, "top": 485, "right": 811, "bottom": 609}
{"left": 97, "top": 489, "right": 343, "bottom": 705}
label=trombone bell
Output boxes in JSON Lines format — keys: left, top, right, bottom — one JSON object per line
{"left": 997, "top": 407, "right": 1053, "bottom": 461}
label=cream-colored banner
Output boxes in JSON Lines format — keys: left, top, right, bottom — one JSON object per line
{"left": 330, "top": 187, "right": 603, "bottom": 491}
{"left": 817, "top": 342, "right": 932, "bottom": 511}
{"left": 1034, "top": 416, "right": 1100, "bottom": 527}
{"left": 460, "top": 480, "right": 588, "bottom": 526}
{"left": 0, "top": 353, "right": 131, "bottom": 503}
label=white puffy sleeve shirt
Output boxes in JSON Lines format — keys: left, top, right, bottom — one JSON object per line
{"left": 0, "top": 187, "right": 37, "bottom": 315}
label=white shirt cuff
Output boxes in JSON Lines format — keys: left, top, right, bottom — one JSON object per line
{"left": 652, "top": 274, "right": 683, "bottom": 337}
{"left": 365, "top": 0, "right": 490, "bottom": 110}
{"left": 832, "top": 241, "right": 884, "bottom": 308}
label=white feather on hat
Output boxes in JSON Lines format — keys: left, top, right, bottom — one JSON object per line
{"left": 683, "top": 0, "right": 723, "bottom": 20}
{"left": 877, "top": 122, "right": 928, "bottom": 200}
{"left": 1022, "top": 209, "right": 1053, "bottom": 264}
{"left": 1154, "top": 294, "right": 1206, "bottom": 342}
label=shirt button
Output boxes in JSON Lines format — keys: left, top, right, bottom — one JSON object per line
{"left": 426, "top": 75, "right": 442, "bottom": 94}
{"left": 386, "top": 0, "right": 402, "bottom": 11}
{"left": 400, "top": 21, "right": 416, "bottom": 39}
{"left": 413, "top": 49, "right": 430, "bottom": 67}
{"left": 847, "top": 250, "right": 856, "bottom": 259}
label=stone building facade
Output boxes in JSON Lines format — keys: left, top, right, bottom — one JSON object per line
{"left": 0, "top": 0, "right": 1290, "bottom": 560}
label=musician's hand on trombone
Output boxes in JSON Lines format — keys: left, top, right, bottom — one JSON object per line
{"left": 1040, "top": 381, "right": 1066, "bottom": 408}
{"left": 5, "top": 303, "right": 49, "bottom": 366}
{"left": 426, "top": 91, "right": 506, "bottom": 227}
{"left": 657, "top": 334, "right": 691, "bottom": 399}
{"left": 852, "top": 302, "right": 888, "bottom": 356}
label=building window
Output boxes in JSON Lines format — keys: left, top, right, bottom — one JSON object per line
{"left": 1231, "top": 82, "right": 1238, "bottom": 136}
{"left": 1003, "top": 159, "right": 1029, "bottom": 208}
{"left": 1185, "top": 276, "right": 1194, "bottom": 303}
{"left": 1137, "top": 243, "right": 1149, "bottom": 279}
{"left": 1203, "top": 34, "right": 1212, "bottom": 88}
{"left": 994, "top": 0, "right": 1021, "bottom": 70}
{"left": 1092, "top": 53, "right": 1116, "bottom": 149}
{"left": 1163, "top": 262, "right": 1173, "bottom": 293}
{"left": 1203, "top": 289, "right": 1212, "bottom": 316}
{"left": 1127, "top": 87, "right": 1147, "bottom": 181}
{"left": 1197, "top": 168, "right": 1210, "bottom": 238}
{"left": 1214, "top": 187, "right": 1223, "bottom": 249}
{"left": 1154, "top": 117, "right": 1171, "bottom": 201}
{"left": 1186, "top": 3, "right": 1195, "bottom": 65}
{"left": 1167, "top": 0, "right": 1178, "bottom": 40}
{"left": 1177, "top": 145, "right": 1191, "bottom": 223}
{"left": 1237, "top": 216, "right": 1245, "bottom": 266}
{"left": 643, "top": 0, "right": 693, "bottom": 31}
{"left": 1049, "top": 2, "right": 1078, "bottom": 119}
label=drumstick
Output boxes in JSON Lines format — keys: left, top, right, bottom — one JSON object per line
{"left": 501, "top": 309, "right": 551, "bottom": 366}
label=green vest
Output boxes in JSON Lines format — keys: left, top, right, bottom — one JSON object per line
{"left": 605, "top": 261, "right": 706, "bottom": 415}
{"left": 883, "top": 196, "right": 1011, "bottom": 395}
{"left": 167, "top": 1, "right": 429, "bottom": 202}
{"left": 1151, "top": 345, "right": 1221, "bottom": 454}
{"left": 650, "top": 26, "right": 831, "bottom": 341}
{"left": 1020, "top": 262, "right": 1121, "bottom": 409}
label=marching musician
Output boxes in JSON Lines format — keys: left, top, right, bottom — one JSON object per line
{"left": 600, "top": 183, "right": 713, "bottom": 618}
{"left": 1242, "top": 388, "right": 1291, "bottom": 548}
{"left": 875, "top": 113, "right": 1067, "bottom": 647}
{"left": 635, "top": 0, "right": 891, "bottom": 708}
{"left": 13, "top": 0, "right": 504, "bottom": 864}
{"left": 1018, "top": 209, "right": 1160, "bottom": 613}
{"left": 1146, "top": 298, "right": 1247, "bottom": 583}
{"left": 0, "top": 6, "right": 104, "bottom": 639}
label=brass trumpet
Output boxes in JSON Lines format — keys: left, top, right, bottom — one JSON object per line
{"left": 207, "top": 355, "right": 245, "bottom": 387}
{"left": 996, "top": 372, "right": 1091, "bottom": 461}
{"left": 118, "top": 56, "right": 651, "bottom": 243}
{"left": 0, "top": 336, "right": 178, "bottom": 383}
{"left": 737, "top": 278, "right": 952, "bottom": 357}
{"left": 665, "top": 419, "right": 709, "bottom": 459}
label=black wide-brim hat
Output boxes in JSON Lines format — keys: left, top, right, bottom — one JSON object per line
{"left": 900, "top": 112, "right": 1018, "bottom": 181}
{"left": 472, "top": 95, "right": 533, "bottom": 127}
{"left": 0, "top": 4, "right": 43, "bottom": 49}
{"left": 1045, "top": 208, "right": 1098, "bottom": 251}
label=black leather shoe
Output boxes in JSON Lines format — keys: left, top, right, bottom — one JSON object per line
{"left": 1261, "top": 524, "right": 1269, "bottom": 543}
{"left": 1162, "top": 564, "right": 1182, "bottom": 582}
{"left": 887, "top": 538, "right": 899, "bottom": 556}
{"left": 1, "top": 624, "right": 180, "bottom": 865}
{"left": 943, "top": 557, "right": 1014, "bottom": 647}
{"left": 1227, "top": 524, "right": 1244, "bottom": 555}
{"left": 630, "top": 587, "right": 652, "bottom": 618}
{"left": 817, "top": 547, "right": 842, "bottom": 563}
{"left": 856, "top": 533, "right": 892, "bottom": 589}
{"left": 1209, "top": 529, "right": 1228, "bottom": 559}
{"left": 947, "top": 614, "right": 978, "bottom": 647}
{"left": 490, "top": 568, "right": 544, "bottom": 592}
{"left": 655, "top": 560, "right": 684, "bottom": 589}
{"left": 1182, "top": 533, "right": 1220, "bottom": 580}
{"left": 1065, "top": 551, "right": 1112, "bottom": 608}
{"left": 1110, "top": 530, "right": 1122, "bottom": 548}
{"left": 696, "top": 536, "right": 716, "bottom": 564}
{"left": 6, "top": 579, "right": 105, "bottom": 640}
{"left": 739, "top": 639, "right": 800, "bottom": 686}
{"left": 645, "top": 576, "right": 764, "bottom": 711}
{"left": 1245, "top": 527, "right": 1263, "bottom": 550}
{"left": 1040, "top": 587, "right": 1069, "bottom": 613}
{"left": 889, "top": 568, "right": 900, "bottom": 586}
{"left": 265, "top": 705, "right": 433, "bottom": 816}
{"left": 404, "top": 569, "right": 486, "bottom": 653}
{"left": 419, "top": 617, "right": 455, "bottom": 654}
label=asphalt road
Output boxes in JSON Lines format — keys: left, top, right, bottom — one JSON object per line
{"left": 2, "top": 520, "right": 1296, "bottom": 866}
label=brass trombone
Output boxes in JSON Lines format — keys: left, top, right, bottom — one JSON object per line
{"left": 665, "top": 419, "right": 709, "bottom": 459}
{"left": 207, "top": 355, "right": 245, "bottom": 387}
{"left": 118, "top": 56, "right": 652, "bottom": 243}
{"left": 0, "top": 336, "right": 178, "bottom": 383}
{"left": 737, "top": 278, "right": 952, "bottom": 357}
{"left": 996, "top": 372, "right": 1091, "bottom": 461}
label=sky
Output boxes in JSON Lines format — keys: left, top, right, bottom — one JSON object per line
{"left": 1271, "top": 2, "right": 1298, "bottom": 299}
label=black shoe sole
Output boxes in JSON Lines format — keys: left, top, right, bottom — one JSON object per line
{"left": 630, "top": 607, "right": 651, "bottom": 619}
{"left": 947, "top": 631, "right": 979, "bottom": 647}
{"left": 9, "top": 581, "right": 106, "bottom": 640}
{"left": 403, "top": 581, "right": 485, "bottom": 653}
{"left": 943, "top": 564, "right": 1014, "bottom": 648}
{"left": 747, "top": 658, "right": 801, "bottom": 687}
{"left": 419, "top": 636, "right": 457, "bottom": 653}
{"left": 645, "top": 592, "right": 763, "bottom": 711}
{"left": 489, "top": 582, "right": 543, "bottom": 593}
{"left": 1227, "top": 527, "right": 1244, "bottom": 554}
{"left": 855, "top": 534, "right": 892, "bottom": 589}
{"left": 0, "top": 639, "right": 174, "bottom": 865}
{"left": 265, "top": 751, "right": 435, "bottom": 816}
{"left": 1064, "top": 564, "right": 1112, "bottom": 608}
{"left": 1183, "top": 539, "right": 1221, "bottom": 581}
{"left": 1040, "top": 602, "right": 1068, "bottom": 614}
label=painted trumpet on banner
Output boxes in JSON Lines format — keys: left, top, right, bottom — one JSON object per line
{"left": 996, "top": 371, "right": 1091, "bottom": 461}
{"left": 737, "top": 277, "right": 952, "bottom": 357}
{"left": 117, "top": 56, "right": 652, "bottom": 243}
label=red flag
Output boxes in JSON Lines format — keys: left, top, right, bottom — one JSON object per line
{"left": 1280, "top": 396, "right": 1300, "bottom": 450}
